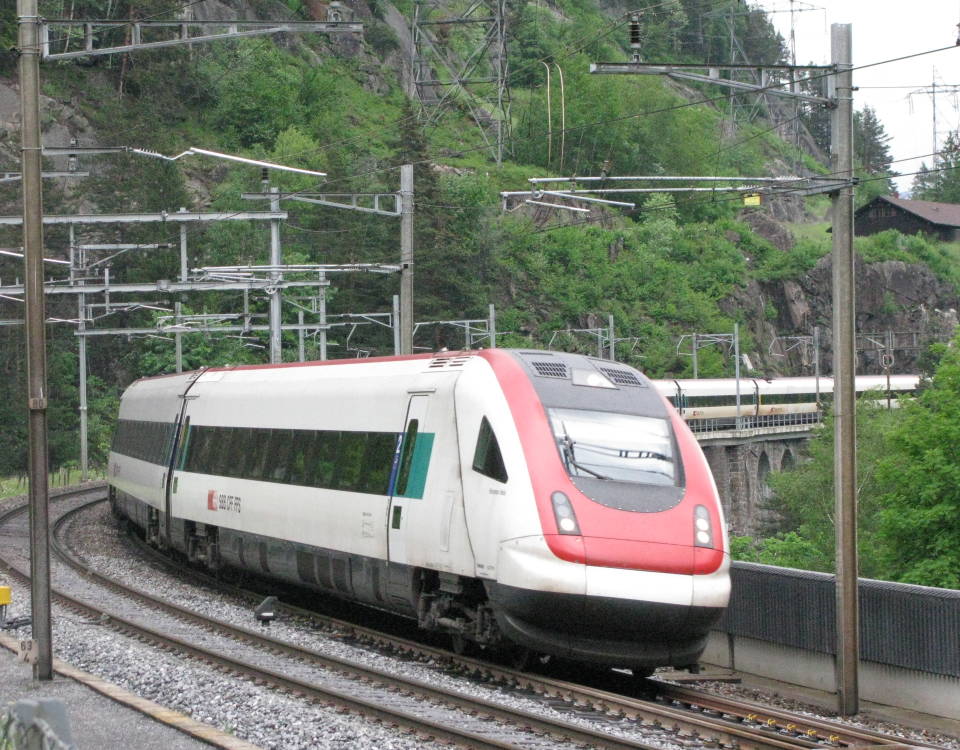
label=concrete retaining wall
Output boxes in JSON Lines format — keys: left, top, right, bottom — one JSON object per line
{"left": 703, "top": 631, "right": 960, "bottom": 720}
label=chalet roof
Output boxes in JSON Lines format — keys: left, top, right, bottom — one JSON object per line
{"left": 857, "top": 195, "right": 960, "bottom": 228}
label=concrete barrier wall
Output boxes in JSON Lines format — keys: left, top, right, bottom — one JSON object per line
{"left": 703, "top": 631, "right": 960, "bottom": 720}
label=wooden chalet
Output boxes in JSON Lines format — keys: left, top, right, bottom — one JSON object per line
{"left": 854, "top": 195, "right": 960, "bottom": 241}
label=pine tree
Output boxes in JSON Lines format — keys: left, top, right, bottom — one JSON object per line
{"left": 855, "top": 106, "right": 893, "bottom": 174}
{"left": 911, "top": 130, "right": 960, "bottom": 203}
{"left": 854, "top": 105, "right": 895, "bottom": 201}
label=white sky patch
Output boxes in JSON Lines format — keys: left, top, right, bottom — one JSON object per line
{"left": 752, "top": 1, "right": 960, "bottom": 194}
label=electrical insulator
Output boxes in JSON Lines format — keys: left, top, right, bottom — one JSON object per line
{"left": 629, "top": 14, "right": 641, "bottom": 61}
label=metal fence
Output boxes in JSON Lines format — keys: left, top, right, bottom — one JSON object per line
{"left": 716, "top": 562, "right": 960, "bottom": 678}
{"left": 1, "top": 699, "right": 75, "bottom": 750}
{"left": 685, "top": 411, "right": 822, "bottom": 434}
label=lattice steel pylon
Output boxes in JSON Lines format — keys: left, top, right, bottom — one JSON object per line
{"left": 410, "top": 0, "right": 511, "bottom": 164}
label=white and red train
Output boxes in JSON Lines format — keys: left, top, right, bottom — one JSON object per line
{"left": 657, "top": 374, "right": 919, "bottom": 432}
{"left": 108, "top": 349, "right": 730, "bottom": 674}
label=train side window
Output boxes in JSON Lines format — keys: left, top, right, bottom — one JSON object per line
{"left": 248, "top": 428, "right": 272, "bottom": 481}
{"left": 162, "top": 422, "right": 175, "bottom": 465}
{"left": 201, "top": 426, "right": 219, "bottom": 474}
{"left": 151, "top": 422, "right": 161, "bottom": 461}
{"left": 290, "top": 430, "right": 315, "bottom": 486}
{"left": 131, "top": 421, "right": 143, "bottom": 460}
{"left": 175, "top": 418, "right": 191, "bottom": 470}
{"left": 395, "top": 419, "right": 419, "bottom": 496}
{"left": 472, "top": 417, "right": 508, "bottom": 484}
{"left": 269, "top": 429, "right": 295, "bottom": 482}
{"left": 212, "top": 426, "right": 232, "bottom": 477}
{"left": 312, "top": 431, "right": 338, "bottom": 488}
{"left": 152, "top": 422, "right": 163, "bottom": 463}
{"left": 199, "top": 427, "right": 219, "bottom": 474}
{"left": 230, "top": 428, "right": 254, "bottom": 478}
{"left": 226, "top": 427, "right": 250, "bottom": 479}
{"left": 288, "top": 429, "right": 313, "bottom": 486}
{"left": 360, "top": 432, "right": 396, "bottom": 495}
{"left": 334, "top": 432, "right": 366, "bottom": 491}
{"left": 184, "top": 425, "right": 208, "bottom": 473}
{"left": 208, "top": 427, "right": 225, "bottom": 476}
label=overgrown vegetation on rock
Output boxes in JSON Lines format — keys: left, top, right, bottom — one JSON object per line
{"left": 2, "top": 0, "right": 959, "bottom": 589}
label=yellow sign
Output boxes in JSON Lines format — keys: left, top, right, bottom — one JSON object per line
{"left": 743, "top": 193, "right": 761, "bottom": 206}
{"left": 0, "top": 586, "right": 10, "bottom": 606}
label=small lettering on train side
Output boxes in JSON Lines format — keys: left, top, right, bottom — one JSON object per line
{"left": 207, "top": 490, "right": 242, "bottom": 513}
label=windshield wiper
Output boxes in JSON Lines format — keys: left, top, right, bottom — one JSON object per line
{"left": 618, "top": 449, "right": 672, "bottom": 462}
{"left": 559, "top": 422, "right": 612, "bottom": 480}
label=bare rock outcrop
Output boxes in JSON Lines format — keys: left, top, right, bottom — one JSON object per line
{"left": 737, "top": 256, "right": 959, "bottom": 376}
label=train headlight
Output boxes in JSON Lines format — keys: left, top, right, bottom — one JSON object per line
{"left": 694, "top": 505, "right": 713, "bottom": 548}
{"left": 551, "top": 491, "right": 581, "bottom": 535}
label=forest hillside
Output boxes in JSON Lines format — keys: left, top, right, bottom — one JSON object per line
{"left": 1, "top": 0, "right": 958, "bottom": 489}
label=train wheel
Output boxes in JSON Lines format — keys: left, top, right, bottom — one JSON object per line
{"left": 502, "top": 646, "right": 533, "bottom": 671}
{"left": 449, "top": 634, "right": 473, "bottom": 657}
{"left": 497, "top": 646, "right": 552, "bottom": 672}
{"left": 630, "top": 668, "right": 659, "bottom": 700}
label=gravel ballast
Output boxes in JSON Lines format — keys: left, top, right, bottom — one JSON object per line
{"left": 2, "top": 492, "right": 959, "bottom": 749}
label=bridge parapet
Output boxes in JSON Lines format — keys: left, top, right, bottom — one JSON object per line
{"left": 693, "top": 421, "right": 817, "bottom": 446}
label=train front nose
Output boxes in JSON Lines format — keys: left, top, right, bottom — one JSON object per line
{"left": 492, "top": 531, "right": 727, "bottom": 668}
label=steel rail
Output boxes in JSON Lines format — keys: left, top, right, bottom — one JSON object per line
{"left": 2, "top": 495, "right": 515, "bottom": 749}
{"left": 47, "top": 496, "right": 667, "bottom": 750}
{"left": 102, "top": 501, "right": 935, "bottom": 750}
{"left": 42, "top": 491, "right": 944, "bottom": 750}
{"left": 656, "top": 684, "right": 936, "bottom": 748}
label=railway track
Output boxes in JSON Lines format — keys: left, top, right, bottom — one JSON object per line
{"left": 0, "top": 488, "right": 946, "bottom": 750}
{"left": 0, "top": 490, "right": 712, "bottom": 749}
{"left": 113, "top": 517, "right": 937, "bottom": 750}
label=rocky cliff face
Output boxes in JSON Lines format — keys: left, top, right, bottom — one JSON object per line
{"left": 729, "top": 256, "right": 958, "bottom": 377}
{"left": 0, "top": 77, "right": 97, "bottom": 213}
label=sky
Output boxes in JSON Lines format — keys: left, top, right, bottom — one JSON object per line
{"left": 753, "top": 1, "right": 960, "bottom": 194}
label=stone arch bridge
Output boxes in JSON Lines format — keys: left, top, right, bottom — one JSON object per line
{"left": 695, "top": 426, "right": 807, "bottom": 537}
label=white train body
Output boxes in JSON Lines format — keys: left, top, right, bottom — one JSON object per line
{"left": 109, "top": 350, "right": 731, "bottom": 670}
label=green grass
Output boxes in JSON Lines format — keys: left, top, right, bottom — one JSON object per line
{"left": 0, "top": 469, "right": 105, "bottom": 500}
{"left": 788, "top": 221, "right": 831, "bottom": 245}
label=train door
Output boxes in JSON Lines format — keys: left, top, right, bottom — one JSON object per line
{"left": 387, "top": 393, "right": 432, "bottom": 566}
{"left": 459, "top": 415, "right": 509, "bottom": 580}
{"left": 162, "top": 369, "right": 205, "bottom": 546}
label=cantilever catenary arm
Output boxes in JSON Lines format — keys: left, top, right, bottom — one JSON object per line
{"left": 128, "top": 147, "right": 326, "bottom": 177}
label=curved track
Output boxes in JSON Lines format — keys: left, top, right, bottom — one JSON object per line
{"left": 0, "top": 489, "right": 684, "bottom": 749}
{"left": 111, "top": 510, "right": 938, "bottom": 750}
{"left": 0, "top": 488, "right": 945, "bottom": 750}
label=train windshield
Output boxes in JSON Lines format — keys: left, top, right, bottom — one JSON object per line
{"left": 548, "top": 408, "right": 675, "bottom": 485}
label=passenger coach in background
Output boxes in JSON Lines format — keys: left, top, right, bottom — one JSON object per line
{"left": 108, "top": 350, "right": 730, "bottom": 676}
{"left": 655, "top": 374, "right": 919, "bottom": 433}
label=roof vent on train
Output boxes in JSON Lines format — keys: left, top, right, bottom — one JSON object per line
{"left": 427, "top": 354, "right": 471, "bottom": 370}
{"left": 530, "top": 360, "right": 569, "bottom": 379}
{"left": 597, "top": 366, "right": 645, "bottom": 387}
